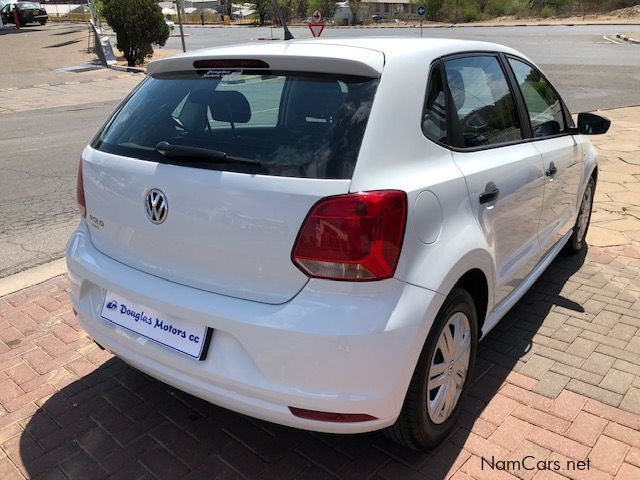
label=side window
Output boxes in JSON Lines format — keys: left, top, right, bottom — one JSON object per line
{"left": 508, "top": 58, "right": 566, "bottom": 138}
{"left": 444, "top": 56, "right": 522, "bottom": 148}
{"left": 422, "top": 63, "right": 448, "bottom": 144}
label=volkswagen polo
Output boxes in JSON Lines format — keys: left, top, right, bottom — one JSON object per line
{"left": 66, "top": 38, "right": 609, "bottom": 449}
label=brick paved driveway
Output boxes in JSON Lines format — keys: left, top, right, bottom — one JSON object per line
{"left": 1, "top": 108, "right": 639, "bottom": 479}
{"left": 1, "top": 246, "right": 639, "bottom": 480}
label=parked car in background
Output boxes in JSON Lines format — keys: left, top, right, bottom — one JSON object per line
{"left": 67, "top": 38, "right": 609, "bottom": 450}
{"left": 0, "top": 1, "right": 47, "bottom": 26}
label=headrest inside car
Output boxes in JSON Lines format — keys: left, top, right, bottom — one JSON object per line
{"left": 209, "top": 90, "right": 251, "bottom": 124}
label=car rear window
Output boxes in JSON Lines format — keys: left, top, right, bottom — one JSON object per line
{"left": 93, "top": 69, "right": 379, "bottom": 179}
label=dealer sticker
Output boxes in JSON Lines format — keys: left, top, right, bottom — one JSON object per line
{"left": 100, "top": 292, "right": 208, "bottom": 359}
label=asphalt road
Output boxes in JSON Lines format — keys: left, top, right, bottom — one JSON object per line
{"left": 1, "top": 23, "right": 639, "bottom": 278}
{"left": 0, "top": 101, "right": 118, "bottom": 277}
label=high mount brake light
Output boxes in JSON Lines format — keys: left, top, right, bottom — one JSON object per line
{"left": 77, "top": 159, "right": 86, "bottom": 218}
{"left": 292, "top": 191, "right": 407, "bottom": 281}
{"left": 193, "top": 59, "right": 270, "bottom": 70}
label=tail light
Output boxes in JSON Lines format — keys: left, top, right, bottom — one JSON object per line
{"left": 292, "top": 190, "right": 407, "bottom": 281}
{"left": 77, "top": 159, "right": 86, "bottom": 218}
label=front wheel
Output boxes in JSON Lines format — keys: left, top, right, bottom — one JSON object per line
{"left": 566, "top": 177, "right": 595, "bottom": 253}
{"left": 384, "top": 288, "right": 478, "bottom": 450}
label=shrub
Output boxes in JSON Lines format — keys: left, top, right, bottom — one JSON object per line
{"left": 102, "top": 0, "right": 169, "bottom": 67}
{"left": 540, "top": 5, "right": 556, "bottom": 17}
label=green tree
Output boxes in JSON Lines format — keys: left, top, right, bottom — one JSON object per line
{"left": 102, "top": 0, "right": 169, "bottom": 67}
{"left": 252, "top": 0, "right": 270, "bottom": 25}
{"left": 306, "top": 0, "right": 337, "bottom": 17}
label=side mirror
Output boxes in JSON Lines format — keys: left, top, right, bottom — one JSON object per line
{"left": 577, "top": 112, "right": 610, "bottom": 135}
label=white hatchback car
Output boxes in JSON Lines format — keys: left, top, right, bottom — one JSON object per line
{"left": 66, "top": 38, "right": 609, "bottom": 449}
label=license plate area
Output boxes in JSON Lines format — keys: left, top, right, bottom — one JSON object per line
{"left": 100, "top": 291, "right": 211, "bottom": 360}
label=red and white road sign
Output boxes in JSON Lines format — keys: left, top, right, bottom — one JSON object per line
{"left": 308, "top": 22, "right": 325, "bottom": 37}
{"left": 312, "top": 10, "right": 322, "bottom": 22}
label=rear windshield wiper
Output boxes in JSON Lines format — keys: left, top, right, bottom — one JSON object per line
{"left": 155, "top": 141, "right": 261, "bottom": 166}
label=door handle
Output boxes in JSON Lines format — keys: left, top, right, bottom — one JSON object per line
{"left": 479, "top": 183, "right": 500, "bottom": 204}
{"left": 545, "top": 163, "right": 557, "bottom": 177}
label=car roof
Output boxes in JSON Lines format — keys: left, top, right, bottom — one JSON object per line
{"left": 147, "top": 38, "right": 528, "bottom": 78}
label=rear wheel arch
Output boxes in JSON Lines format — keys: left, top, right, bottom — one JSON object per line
{"left": 453, "top": 269, "right": 489, "bottom": 333}
{"left": 432, "top": 249, "right": 494, "bottom": 331}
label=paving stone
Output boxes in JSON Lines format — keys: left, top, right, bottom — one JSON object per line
{"left": 592, "top": 293, "right": 634, "bottom": 309}
{"left": 617, "top": 463, "right": 640, "bottom": 480}
{"left": 519, "top": 355, "right": 556, "bottom": 380}
{"left": 580, "top": 330, "right": 629, "bottom": 350}
{"left": 564, "top": 411, "right": 608, "bottom": 447}
{"left": 566, "top": 379, "right": 623, "bottom": 407}
{"left": 532, "top": 334, "right": 570, "bottom": 351}
{"left": 526, "top": 426, "right": 591, "bottom": 461}
{"left": 565, "top": 317, "right": 610, "bottom": 335}
{"left": 626, "top": 448, "right": 640, "bottom": 468}
{"left": 545, "top": 451, "right": 611, "bottom": 480}
{"left": 549, "top": 363, "right": 602, "bottom": 385}
{"left": 603, "top": 422, "right": 640, "bottom": 449}
{"left": 512, "top": 405, "right": 570, "bottom": 434}
{"left": 479, "top": 394, "right": 520, "bottom": 425}
{"left": 589, "top": 436, "right": 629, "bottom": 475}
{"left": 551, "top": 325, "right": 582, "bottom": 343}
{"left": 535, "top": 346, "right": 585, "bottom": 368}
{"left": 599, "top": 369, "right": 634, "bottom": 395}
{"left": 549, "top": 390, "right": 587, "bottom": 421}
{"left": 533, "top": 371, "right": 570, "bottom": 398}
{"left": 488, "top": 416, "right": 532, "bottom": 452}
{"left": 612, "top": 358, "right": 640, "bottom": 376}
{"left": 593, "top": 310, "right": 622, "bottom": 327}
{"left": 584, "top": 399, "right": 640, "bottom": 430}
{"left": 460, "top": 455, "right": 519, "bottom": 480}
{"left": 499, "top": 384, "right": 554, "bottom": 411}
{"left": 620, "top": 387, "right": 640, "bottom": 415}
{"left": 541, "top": 312, "right": 569, "bottom": 330}
{"left": 626, "top": 336, "right": 640, "bottom": 354}
{"left": 582, "top": 352, "right": 616, "bottom": 376}
{"left": 596, "top": 344, "right": 640, "bottom": 365}
{"left": 565, "top": 338, "right": 598, "bottom": 359}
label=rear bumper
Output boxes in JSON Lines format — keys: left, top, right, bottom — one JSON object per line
{"left": 65, "top": 221, "right": 444, "bottom": 433}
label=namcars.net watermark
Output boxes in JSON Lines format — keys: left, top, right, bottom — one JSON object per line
{"left": 482, "top": 456, "right": 591, "bottom": 473}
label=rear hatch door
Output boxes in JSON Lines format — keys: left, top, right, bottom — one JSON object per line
{"left": 83, "top": 58, "right": 380, "bottom": 304}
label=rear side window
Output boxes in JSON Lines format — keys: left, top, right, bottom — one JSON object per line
{"left": 94, "top": 70, "right": 379, "bottom": 179}
{"left": 444, "top": 56, "right": 522, "bottom": 148}
{"left": 508, "top": 58, "right": 566, "bottom": 138}
{"left": 422, "top": 63, "right": 447, "bottom": 144}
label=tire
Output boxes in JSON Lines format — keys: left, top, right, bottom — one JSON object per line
{"left": 384, "top": 288, "right": 478, "bottom": 450}
{"left": 566, "top": 177, "right": 595, "bottom": 254}
{"left": 39, "top": 20, "right": 46, "bottom": 26}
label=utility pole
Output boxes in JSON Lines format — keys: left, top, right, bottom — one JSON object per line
{"left": 175, "top": 0, "right": 186, "bottom": 52}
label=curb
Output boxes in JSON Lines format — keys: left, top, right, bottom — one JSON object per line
{"left": 0, "top": 258, "right": 67, "bottom": 298}
{"left": 108, "top": 64, "right": 146, "bottom": 74}
{"left": 616, "top": 32, "right": 640, "bottom": 43}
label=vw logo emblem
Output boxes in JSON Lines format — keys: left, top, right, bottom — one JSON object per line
{"left": 145, "top": 189, "right": 168, "bottom": 224}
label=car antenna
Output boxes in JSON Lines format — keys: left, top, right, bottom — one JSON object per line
{"left": 270, "top": 0, "right": 294, "bottom": 40}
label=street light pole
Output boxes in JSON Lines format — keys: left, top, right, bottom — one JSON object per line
{"left": 175, "top": 0, "right": 186, "bottom": 52}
